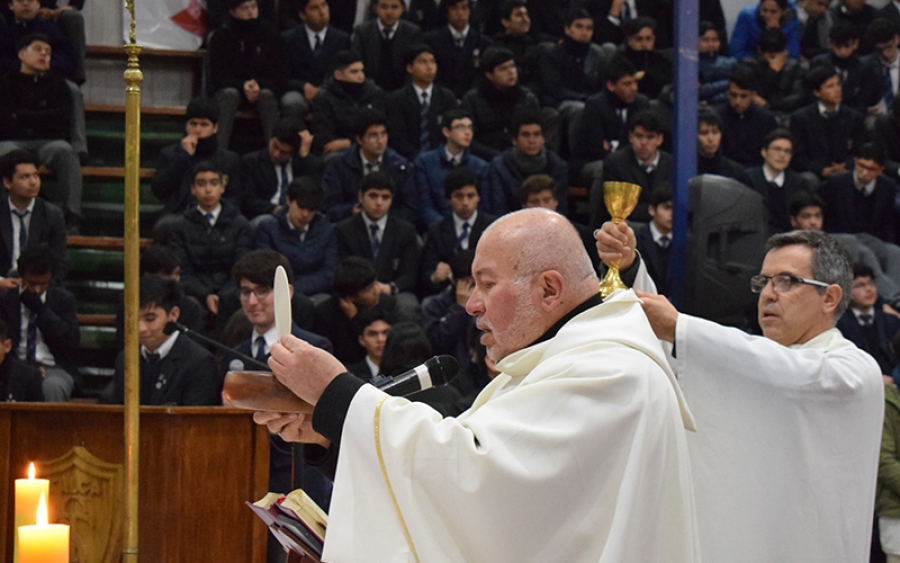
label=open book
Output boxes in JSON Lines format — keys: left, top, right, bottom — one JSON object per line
{"left": 248, "top": 489, "right": 328, "bottom": 560}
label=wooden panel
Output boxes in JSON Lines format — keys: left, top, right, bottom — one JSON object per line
{"left": 0, "top": 404, "right": 269, "bottom": 563}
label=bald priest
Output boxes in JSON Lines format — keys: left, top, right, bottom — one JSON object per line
{"left": 257, "top": 208, "right": 699, "bottom": 562}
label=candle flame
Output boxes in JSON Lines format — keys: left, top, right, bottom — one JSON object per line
{"left": 27, "top": 462, "right": 35, "bottom": 480}
{"left": 36, "top": 492, "right": 48, "bottom": 526}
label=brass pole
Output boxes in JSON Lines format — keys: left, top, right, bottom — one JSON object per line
{"left": 122, "top": 2, "right": 142, "bottom": 562}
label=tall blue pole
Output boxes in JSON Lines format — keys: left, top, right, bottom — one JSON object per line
{"left": 669, "top": 0, "right": 698, "bottom": 308}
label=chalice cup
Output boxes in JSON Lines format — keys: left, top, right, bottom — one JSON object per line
{"left": 598, "top": 181, "right": 641, "bottom": 298}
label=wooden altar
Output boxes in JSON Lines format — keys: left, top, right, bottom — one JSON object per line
{"left": 0, "top": 403, "right": 270, "bottom": 563}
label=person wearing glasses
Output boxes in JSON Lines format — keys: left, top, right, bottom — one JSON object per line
{"left": 596, "top": 224, "right": 884, "bottom": 563}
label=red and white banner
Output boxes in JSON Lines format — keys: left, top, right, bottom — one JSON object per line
{"left": 124, "top": 0, "right": 207, "bottom": 50}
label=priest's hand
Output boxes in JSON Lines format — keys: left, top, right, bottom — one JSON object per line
{"left": 595, "top": 221, "right": 636, "bottom": 270}
{"left": 252, "top": 411, "right": 331, "bottom": 448}
{"left": 269, "top": 334, "right": 346, "bottom": 405}
{"left": 636, "top": 291, "right": 677, "bottom": 343}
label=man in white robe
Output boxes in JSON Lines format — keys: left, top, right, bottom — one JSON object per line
{"left": 260, "top": 208, "right": 700, "bottom": 562}
{"left": 597, "top": 224, "right": 885, "bottom": 563}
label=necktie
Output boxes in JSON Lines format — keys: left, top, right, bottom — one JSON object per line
{"left": 659, "top": 236, "right": 671, "bottom": 249}
{"left": 886, "top": 65, "right": 895, "bottom": 108}
{"left": 25, "top": 310, "right": 37, "bottom": 363}
{"left": 365, "top": 162, "right": 378, "bottom": 175}
{"left": 299, "top": 227, "right": 307, "bottom": 243}
{"left": 621, "top": 2, "right": 632, "bottom": 21}
{"left": 383, "top": 27, "right": 393, "bottom": 41}
{"left": 254, "top": 335, "right": 268, "bottom": 361}
{"left": 455, "top": 36, "right": 464, "bottom": 48}
{"left": 457, "top": 222, "right": 470, "bottom": 250}
{"left": 823, "top": 109, "right": 837, "bottom": 119}
{"left": 313, "top": 33, "right": 322, "bottom": 54}
{"left": 370, "top": 223, "right": 380, "bottom": 258}
{"left": 616, "top": 108, "right": 627, "bottom": 123}
{"left": 13, "top": 209, "right": 28, "bottom": 253}
{"left": 860, "top": 314, "right": 874, "bottom": 326}
{"left": 420, "top": 90, "right": 430, "bottom": 151}
{"left": 279, "top": 163, "right": 290, "bottom": 206}
{"left": 146, "top": 352, "right": 160, "bottom": 364}
{"left": 206, "top": 213, "right": 215, "bottom": 230}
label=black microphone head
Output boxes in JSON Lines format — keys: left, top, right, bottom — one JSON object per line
{"left": 163, "top": 321, "right": 179, "bottom": 335}
{"left": 426, "top": 355, "right": 459, "bottom": 386}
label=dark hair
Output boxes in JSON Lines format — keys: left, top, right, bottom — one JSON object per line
{"left": 403, "top": 43, "right": 436, "bottom": 68}
{"left": 0, "top": 150, "right": 39, "bottom": 182}
{"left": 17, "top": 244, "right": 55, "bottom": 277}
{"left": 352, "top": 306, "right": 393, "bottom": 336}
{"left": 698, "top": 106, "right": 722, "bottom": 129}
{"left": 762, "top": 127, "right": 792, "bottom": 149}
{"left": 355, "top": 108, "right": 388, "bottom": 138}
{"left": 0, "top": 319, "right": 10, "bottom": 342}
{"left": 757, "top": 27, "right": 787, "bottom": 54}
{"left": 185, "top": 97, "right": 219, "bottom": 125}
{"left": 649, "top": 184, "right": 673, "bottom": 207}
{"left": 379, "top": 322, "right": 432, "bottom": 377}
{"left": 287, "top": 176, "right": 325, "bottom": 210}
{"left": 788, "top": 190, "right": 824, "bottom": 217}
{"left": 296, "top": 0, "right": 317, "bottom": 13}
{"left": 441, "top": 107, "right": 472, "bottom": 129}
{"left": 191, "top": 161, "right": 224, "bottom": 183}
{"left": 756, "top": 0, "right": 788, "bottom": 27}
{"left": 866, "top": 17, "right": 897, "bottom": 46}
{"left": 444, "top": 167, "right": 481, "bottom": 199}
{"left": 272, "top": 117, "right": 304, "bottom": 151}
{"left": 807, "top": 65, "right": 838, "bottom": 92}
{"left": 227, "top": 0, "right": 255, "bottom": 10}
{"left": 605, "top": 55, "right": 638, "bottom": 84}
{"left": 629, "top": 109, "right": 665, "bottom": 134}
{"left": 510, "top": 111, "right": 542, "bottom": 138}
{"left": 765, "top": 230, "right": 853, "bottom": 319}
{"left": 18, "top": 33, "right": 51, "bottom": 51}
{"left": 332, "top": 49, "right": 362, "bottom": 72}
{"left": 729, "top": 64, "right": 757, "bottom": 91}
{"left": 359, "top": 171, "right": 396, "bottom": 195}
{"left": 623, "top": 16, "right": 656, "bottom": 38}
{"left": 499, "top": 0, "right": 527, "bottom": 20}
{"left": 564, "top": 7, "right": 592, "bottom": 27}
{"left": 829, "top": 19, "right": 859, "bottom": 44}
{"left": 520, "top": 174, "right": 556, "bottom": 204}
{"left": 450, "top": 247, "right": 475, "bottom": 280}
{"left": 232, "top": 249, "right": 295, "bottom": 287}
{"left": 857, "top": 142, "right": 887, "bottom": 166}
{"left": 699, "top": 20, "right": 719, "bottom": 38}
{"left": 439, "top": 0, "right": 468, "bottom": 17}
{"left": 480, "top": 46, "right": 515, "bottom": 73}
{"left": 333, "top": 257, "right": 378, "bottom": 298}
{"left": 375, "top": 0, "right": 404, "bottom": 7}
{"left": 140, "top": 245, "right": 181, "bottom": 276}
{"left": 139, "top": 274, "right": 183, "bottom": 312}
{"left": 853, "top": 263, "right": 875, "bottom": 280}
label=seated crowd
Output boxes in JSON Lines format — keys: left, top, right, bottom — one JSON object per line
{"left": 9, "top": 1, "right": 900, "bottom": 558}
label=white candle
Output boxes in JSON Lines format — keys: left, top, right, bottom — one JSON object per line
{"left": 17, "top": 492, "right": 69, "bottom": 563}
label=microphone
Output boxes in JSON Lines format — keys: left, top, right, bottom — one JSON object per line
{"left": 375, "top": 355, "right": 458, "bottom": 396}
{"left": 164, "top": 321, "right": 270, "bottom": 371}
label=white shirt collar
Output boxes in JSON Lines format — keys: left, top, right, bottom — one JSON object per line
{"left": 10, "top": 198, "right": 35, "bottom": 215}
{"left": 413, "top": 83, "right": 434, "bottom": 100}
{"left": 636, "top": 151, "right": 660, "bottom": 170}
{"left": 648, "top": 221, "right": 670, "bottom": 245}
{"left": 305, "top": 24, "right": 327, "bottom": 48}
{"left": 365, "top": 355, "right": 380, "bottom": 378}
{"left": 362, "top": 212, "right": 388, "bottom": 236}
{"left": 377, "top": 18, "right": 395, "bottom": 36}
{"left": 453, "top": 210, "right": 477, "bottom": 234}
{"left": 252, "top": 325, "right": 280, "bottom": 355}
{"left": 851, "top": 306, "right": 876, "bottom": 321}
{"left": 142, "top": 330, "right": 179, "bottom": 360}
{"left": 360, "top": 149, "right": 384, "bottom": 167}
{"left": 763, "top": 167, "right": 785, "bottom": 187}
{"left": 854, "top": 171, "right": 877, "bottom": 196}
{"left": 444, "top": 144, "right": 463, "bottom": 164}
{"left": 449, "top": 24, "right": 470, "bottom": 41}
{"left": 817, "top": 101, "right": 840, "bottom": 117}
{"left": 197, "top": 203, "right": 222, "bottom": 224}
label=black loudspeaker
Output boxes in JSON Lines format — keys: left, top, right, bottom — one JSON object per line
{"left": 680, "top": 175, "right": 768, "bottom": 328}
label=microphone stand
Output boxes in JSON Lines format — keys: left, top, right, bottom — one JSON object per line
{"left": 166, "top": 320, "right": 270, "bottom": 371}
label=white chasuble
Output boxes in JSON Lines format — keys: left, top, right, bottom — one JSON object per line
{"left": 322, "top": 290, "right": 699, "bottom": 562}
{"left": 672, "top": 314, "right": 884, "bottom": 562}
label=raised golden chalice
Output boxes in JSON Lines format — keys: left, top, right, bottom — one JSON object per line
{"left": 598, "top": 181, "right": 641, "bottom": 298}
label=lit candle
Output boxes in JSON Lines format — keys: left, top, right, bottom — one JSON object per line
{"left": 17, "top": 493, "right": 69, "bottom": 563}
{"left": 14, "top": 463, "right": 50, "bottom": 562}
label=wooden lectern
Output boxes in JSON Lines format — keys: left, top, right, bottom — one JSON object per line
{"left": 0, "top": 404, "right": 270, "bottom": 563}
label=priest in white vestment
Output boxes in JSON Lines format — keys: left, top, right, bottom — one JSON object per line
{"left": 261, "top": 209, "right": 700, "bottom": 563}
{"left": 597, "top": 224, "right": 885, "bottom": 563}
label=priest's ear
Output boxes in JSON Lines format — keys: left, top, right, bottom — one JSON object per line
{"left": 536, "top": 270, "right": 565, "bottom": 312}
{"left": 821, "top": 284, "right": 843, "bottom": 317}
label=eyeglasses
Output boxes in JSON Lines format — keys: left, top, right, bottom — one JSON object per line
{"left": 750, "top": 274, "right": 829, "bottom": 294}
{"left": 239, "top": 286, "right": 272, "bottom": 300}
